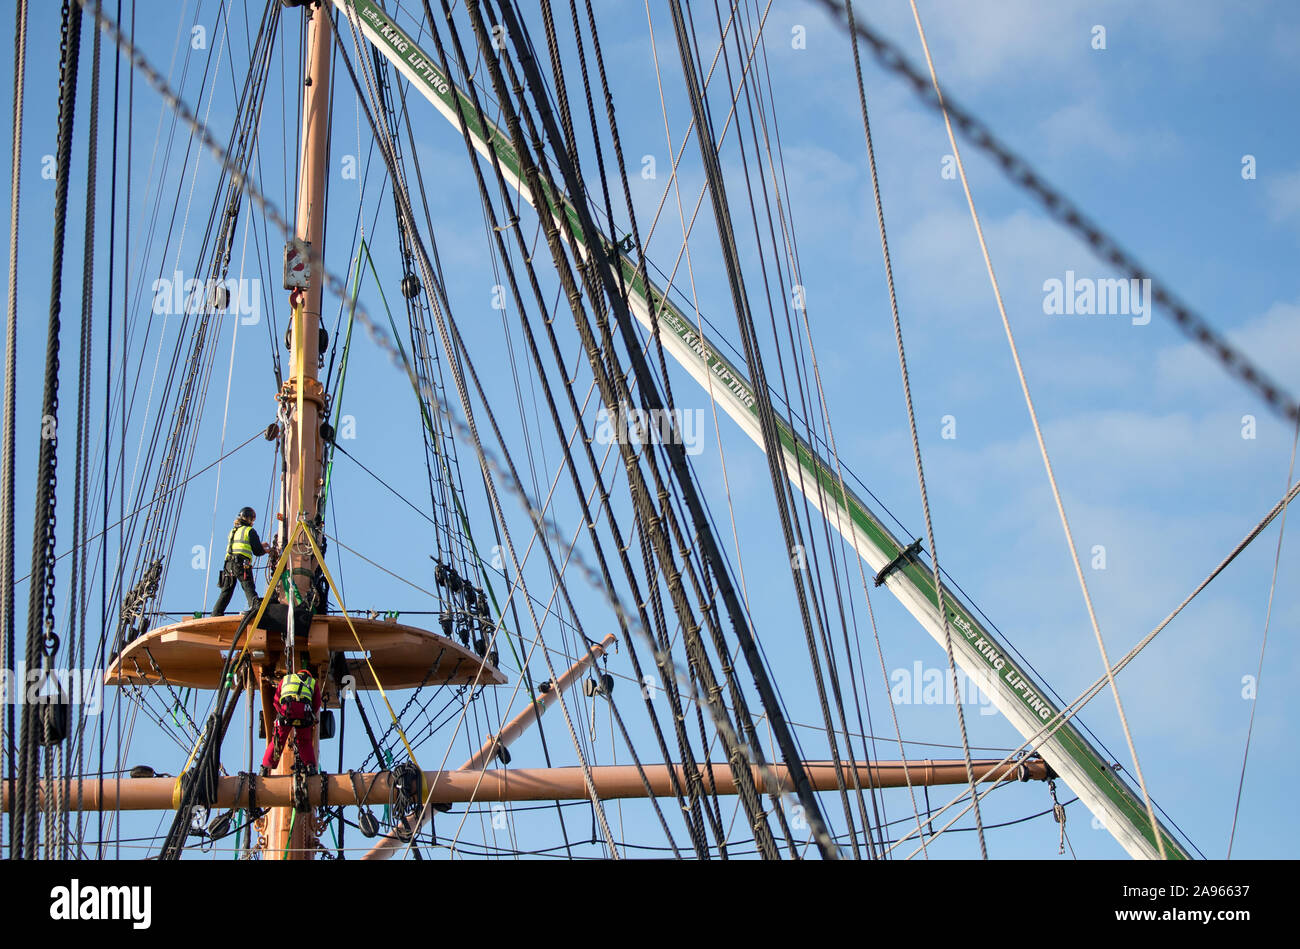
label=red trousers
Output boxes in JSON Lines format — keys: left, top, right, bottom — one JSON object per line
{"left": 262, "top": 702, "right": 317, "bottom": 769}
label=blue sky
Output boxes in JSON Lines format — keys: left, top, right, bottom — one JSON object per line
{"left": 2, "top": 0, "right": 1298, "bottom": 859}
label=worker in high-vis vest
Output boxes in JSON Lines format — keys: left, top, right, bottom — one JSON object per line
{"left": 211, "top": 506, "right": 270, "bottom": 616}
{"left": 261, "top": 667, "right": 322, "bottom": 776}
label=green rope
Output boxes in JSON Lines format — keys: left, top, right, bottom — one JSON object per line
{"left": 320, "top": 247, "right": 364, "bottom": 511}
{"left": 281, "top": 572, "right": 305, "bottom": 606}
{"left": 229, "top": 816, "right": 246, "bottom": 855}
{"left": 283, "top": 807, "right": 297, "bottom": 860}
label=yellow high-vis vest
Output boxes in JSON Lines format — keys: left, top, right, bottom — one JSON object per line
{"left": 281, "top": 671, "right": 315, "bottom": 706}
{"left": 227, "top": 525, "right": 254, "bottom": 560}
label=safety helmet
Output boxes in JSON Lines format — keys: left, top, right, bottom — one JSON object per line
{"left": 237, "top": 506, "right": 257, "bottom": 523}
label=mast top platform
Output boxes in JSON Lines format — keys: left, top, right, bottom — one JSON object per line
{"left": 105, "top": 613, "right": 506, "bottom": 691}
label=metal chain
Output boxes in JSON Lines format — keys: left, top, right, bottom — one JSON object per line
{"left": 40, "top": 5, "right": 74, "bottom": 662}
{"left": 1048, "top": 777, "right": 1066, "bottom": 855}
{"left": 359, "top": 660, "right": 452, "bottom": 771}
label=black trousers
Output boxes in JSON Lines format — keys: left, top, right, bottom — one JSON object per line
{"left": 212, "top": 557, "right": 259, "bottom": 616}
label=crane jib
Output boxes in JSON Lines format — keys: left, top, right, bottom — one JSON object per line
{"left": 333, "top": 0, "right": 1188, "bottom": 860}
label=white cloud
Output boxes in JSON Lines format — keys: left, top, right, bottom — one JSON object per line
{"left": 893, "top": 205, "right": 1091, "bottom": 329}
{"left": 1037, "top": 97, "right": 1180, "bottom": 163}
{"left": 863, "top": 0, "right": 1101, "bottom": 88}
{"left": 861, "top": 0, "right": 1239, "bottom": 89}
{"left": 1266, "top": 166, "right": 1300, "bottom": 223}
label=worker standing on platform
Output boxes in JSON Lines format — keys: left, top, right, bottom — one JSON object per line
{"left": 212, "top": 506, "right": 271, "bottom": 616}
{"left": 261, "top": 667, "right": 322, "bottom": 776}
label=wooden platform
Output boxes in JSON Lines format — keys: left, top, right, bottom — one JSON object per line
{"left": 105, "top": 613, "right": 506, "bottom": 690}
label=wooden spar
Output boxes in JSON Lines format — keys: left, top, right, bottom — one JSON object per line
{"left": 362, "top": 633, "right": 617, "bottom": 859}
{"left": 265, "top": 0, "right": 332, "bottom": 861}
{"left": 1, "top": 759, "right": 1051, "bottom": 810}
{"left": 461, "top": 634, "right": 619, "bottom": 773}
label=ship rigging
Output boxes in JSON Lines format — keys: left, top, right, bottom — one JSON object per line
{"left": 1, "top": 0, "right": 1295, "bottom": 862}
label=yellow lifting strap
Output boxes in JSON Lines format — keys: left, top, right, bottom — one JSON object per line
{"left": 302, "top": 528, "right": 425, "bottom": 799}
{"left": 172, "top": 739, "right": 202, "bottom": 811}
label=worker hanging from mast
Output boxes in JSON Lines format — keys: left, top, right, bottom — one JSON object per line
{"left": 261, "top": 666, "right": 322, "bottom": 777}
{"left": 211, "top": 506, "right": 272, "bottom": 616}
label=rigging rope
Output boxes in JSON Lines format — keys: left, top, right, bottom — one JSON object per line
{"left": 425, "top": 2, "right": 716, "bottom": 853}
{"left": 361, "top": 0, "right": 702, "bottom": 857}
{"left": 641, "top": 0, "right": 832, "bottom": 855}
{"left": 64, "top": 3, "right": 102, "bottom": 858}
{"left": 637, "top": 7, "right": 828, "bottom": 854}
{"left": 95, "top": 2, "right": 281, "bottom": 679}
{"left": 330, "top": 387, "right": 707, "bottom": 847}
{"left": 478, "top": 0, "right": 775, "bottom": 857}
{"left": 906, "top": 0, "right": 1164, "bottom": 859}
{"left": 709, "top": 0, "right": 880, "bottom": 856}
{"left": 878, "top": 471, "right": 1297, "bottom": 861}
{"left": 661, "top": 0, "right": 841, "bottom": 858}
{"left": 395, "top": 9, "right": 670, "bottom": 857}
{"left": 641, "top": 0, "right": 758, "bottom": 612}
{"left": 845, "top": 0, "right": 985, "bottom": 858}
{"left": 727, "top": 0, "right": 896, "bottom": 855}
{"left": 436, "top": 0, "right": 716, "bottom": 855}
{"left": 101, "top": 0, "right": 132, "bottom": 857}
{"left": 12, "top": 431, "right": 264, "bottom": 589}
{"left": 579, "top": 0, "right": 801, "bottom": 853}
{"left": 475, "top": 0, "right": 842, "bottom": 857}
{"left": 336, "top": 6, "right": 623, "bottom": 856}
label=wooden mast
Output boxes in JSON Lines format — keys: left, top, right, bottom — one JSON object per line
{"left": 261, "top": 0, "right": 332, "bottom": 861}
